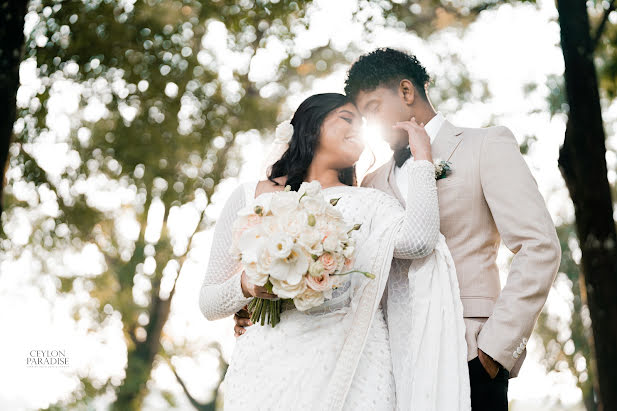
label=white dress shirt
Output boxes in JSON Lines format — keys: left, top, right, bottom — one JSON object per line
{"left": 393, "top": 111, "right": 445, "bottom": 201}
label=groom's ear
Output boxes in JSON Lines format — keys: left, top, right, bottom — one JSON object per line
{"left": 398, "top": 79, "right": 416, "bottom": 106}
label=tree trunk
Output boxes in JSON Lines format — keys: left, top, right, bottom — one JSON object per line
{"left": 112, "top": 274, "right": 175, "bottom": 410}
{"left": 0, "top": 1, "right": 28, "bottom": 215}
{"left": 556, "top": 2, "right": 617, "bottom": 410}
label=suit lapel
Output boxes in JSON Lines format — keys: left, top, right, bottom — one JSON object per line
{"left": 431, "top": 119, "right": 464, "bottom": 162}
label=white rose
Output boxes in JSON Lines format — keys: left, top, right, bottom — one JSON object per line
{"left": 301, "top": 195, "right": 326, "bottom": 215}
{"left": 268, "top": 232, "right": 294, "bottom": 259}
{"left": 240, "top": 240, "right": 269, "bottom": 286}
{"left": 314, "top": 214, "right": 329, "bottom": 231}
{"left": 297, "top": 227, "right": 323, "bottom": 254}
{"left": 325, "top": 203, "right": 343, "bottom": 220}
{"left": 270, "top": 191, "right": 300, "bottom": 215}
{"left": 279, "top": 210, "right": 308, "bottom": 237}
{"left": 269, "top": 245, "right": 310, "bottom": 285}
{"left": 270, "top": 276, "right": 307, "bottom": 299}
{"left": 298, "top": 180, "right": 321, "bottom": 197}
{"left": 257, "top": 248, "right": 273, "bottom": 272}
{"left": 308, "top": 260, "right": 325, "bottom": 277}
{"left": 260, "top": 215, "right": 282, "bottom": 236}
{"left": 237, "top": 227, "right": 266, "bottom": 255}
{"left": 245, "top": 267, "right": 269, "bottom": 286}
{"left": 322, "top": 235, "right": 340, "bottom": 253}
{"left": 343, "top": 245, "right": 355, "bottom": 258}
{"left": 293, "top": 288, "right": 325, "bottom": 311}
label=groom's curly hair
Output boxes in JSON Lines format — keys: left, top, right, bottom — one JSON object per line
{"left": 344, "top": 48, "right": 431, "bottom": 102}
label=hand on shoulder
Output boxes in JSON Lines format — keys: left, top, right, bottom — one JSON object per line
{"left": 255, "top": 176, "right": 287, "bottom": 197}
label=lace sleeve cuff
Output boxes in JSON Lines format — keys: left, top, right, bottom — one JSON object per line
{"left": 230, "top": 270, "right": 254, "bottom": 308}
{"left": 200, "top": 270, "right": 253, "bottom": 321}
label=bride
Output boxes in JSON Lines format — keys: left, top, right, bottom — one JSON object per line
{"left": 199, "top": 93, "right": 470, "bottom": 410}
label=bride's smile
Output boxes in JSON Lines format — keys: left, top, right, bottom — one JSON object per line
{"left": 314, "top": 102, "right": 366, "bottom": 170}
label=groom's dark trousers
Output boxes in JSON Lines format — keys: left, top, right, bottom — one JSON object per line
{"left": 468, "top": 357, "right": 509, "bottom": 410}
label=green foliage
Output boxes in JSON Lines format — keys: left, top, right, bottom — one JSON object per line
{"left": 3, "top": 0, "right": 324, "bottom": 408}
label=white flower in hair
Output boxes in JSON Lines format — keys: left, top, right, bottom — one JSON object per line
{"left": 274, "top": 119, "right": 294, "bottom": 144}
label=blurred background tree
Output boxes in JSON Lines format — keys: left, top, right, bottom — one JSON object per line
{"left": 0, "top": 1, "right": 28, "bottom": 215}
{"left": 3, "top": 0, "right": 337, "bottom": 408}
{"left": 554, "top": 2, "right": 617, "bottom": 409}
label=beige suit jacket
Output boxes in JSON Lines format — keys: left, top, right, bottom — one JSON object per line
{"left": 362, "top": 119, "right": 561, "bottom": 378}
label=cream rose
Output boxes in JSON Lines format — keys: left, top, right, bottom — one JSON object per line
{"left": 279, "top": 210, "right": 308, "bottom": 237}
{"left": 257, "top": 248, "right": 273, "bottom": 272}
{"left": 308, "top": 260, "right": 325, "bottom": 277}
{"left": 325, "top": 203, "right": 343, "bottom": 220}
{"left": 270, "top": 191, "right": 300, "bottom": 215}
{"left": 319, "top": 252, "right": 338, "bottom": 274}
{"left": 245, "top": 267, "right": 269, "bottom": 286}
{"left": 270, "top": 276, "right": 307, "bottom": 299}
{"left": 306, "top": 273, "right": 331, "bottom": 292}
{"left": 260, "top": 215, "right": 282, "bottom": 236}
{"left": 298, "top": 180, "right": 321, "bottom": 197}
{"left": 293, "top": 287, "right": 325, "bottom": 311}
{"left": 301, "top": 195, "right": 327, "bottom": 215}
{"left": 322, "top": 235, "right": 341, "bottom": 253}
{"left": 298, "top": 227, "right": 323, "bottom": 254}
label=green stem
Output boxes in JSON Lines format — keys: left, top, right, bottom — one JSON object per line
{"left": 331, "top": 269, "right": 375, "bottom": 279}
{"left": 260, "top": 300, "right": 266, "bottom": 325}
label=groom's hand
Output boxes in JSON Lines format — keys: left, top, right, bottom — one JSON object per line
{"left": 234, "top": 305, "right": 253, "bottom": 337}
{"left": 478, "top": 348, "right": 501, "bottom": 379}
{"left": 392, "top": 116, "right": 432, "bottom": 162}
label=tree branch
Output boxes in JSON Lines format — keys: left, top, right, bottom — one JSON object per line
{"left": 593, "top": 0, "right": 616, "bottom": 50}
{"left": 160, "top": 352, "right": 215, "bottom": 411}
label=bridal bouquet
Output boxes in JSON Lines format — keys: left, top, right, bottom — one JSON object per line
{"left": 230, "top": 181, "right": 375, "bottom": 327}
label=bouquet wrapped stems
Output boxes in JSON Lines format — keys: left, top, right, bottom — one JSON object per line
{"left": 247, "top": 297, "right": 283, "bottom": 327}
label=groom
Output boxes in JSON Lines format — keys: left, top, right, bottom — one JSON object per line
{"left": 346, "top": 48, "right": 561, "bottom": 410}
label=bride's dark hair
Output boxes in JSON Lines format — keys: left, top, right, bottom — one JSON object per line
{"left": 267, "top": 93, "right": 356, "bottom": 191}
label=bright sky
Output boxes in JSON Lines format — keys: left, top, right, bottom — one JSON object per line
{"left": 3, "top": 0, "right": 611, "bottom": 409}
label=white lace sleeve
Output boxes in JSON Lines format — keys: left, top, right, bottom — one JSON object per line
{"left": 199, "top": 184, "right": 254, "bottom": 321}
{"left": 386, "top": 159, "right": 440, "bottom": 259}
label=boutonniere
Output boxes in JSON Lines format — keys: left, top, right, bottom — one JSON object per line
{"left": 433, "top": 158, "right": 452, "bottom": 180}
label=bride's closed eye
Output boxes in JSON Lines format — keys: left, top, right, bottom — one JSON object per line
{"left": 341, "top": 117, "right": 353, "bottom": 124}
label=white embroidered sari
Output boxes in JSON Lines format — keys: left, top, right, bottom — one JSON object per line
{"left": 199, "top": 160, "right": 470, "bottom": 410}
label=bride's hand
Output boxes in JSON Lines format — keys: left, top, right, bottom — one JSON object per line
{"left": 234, "top": 306, "right": 251, "bottom": 337}
{"left": 393, "top": 116, "right": 433, "bottom": 163}
{"left": 241, "top": 271, "right": 278, "bottom": 299}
